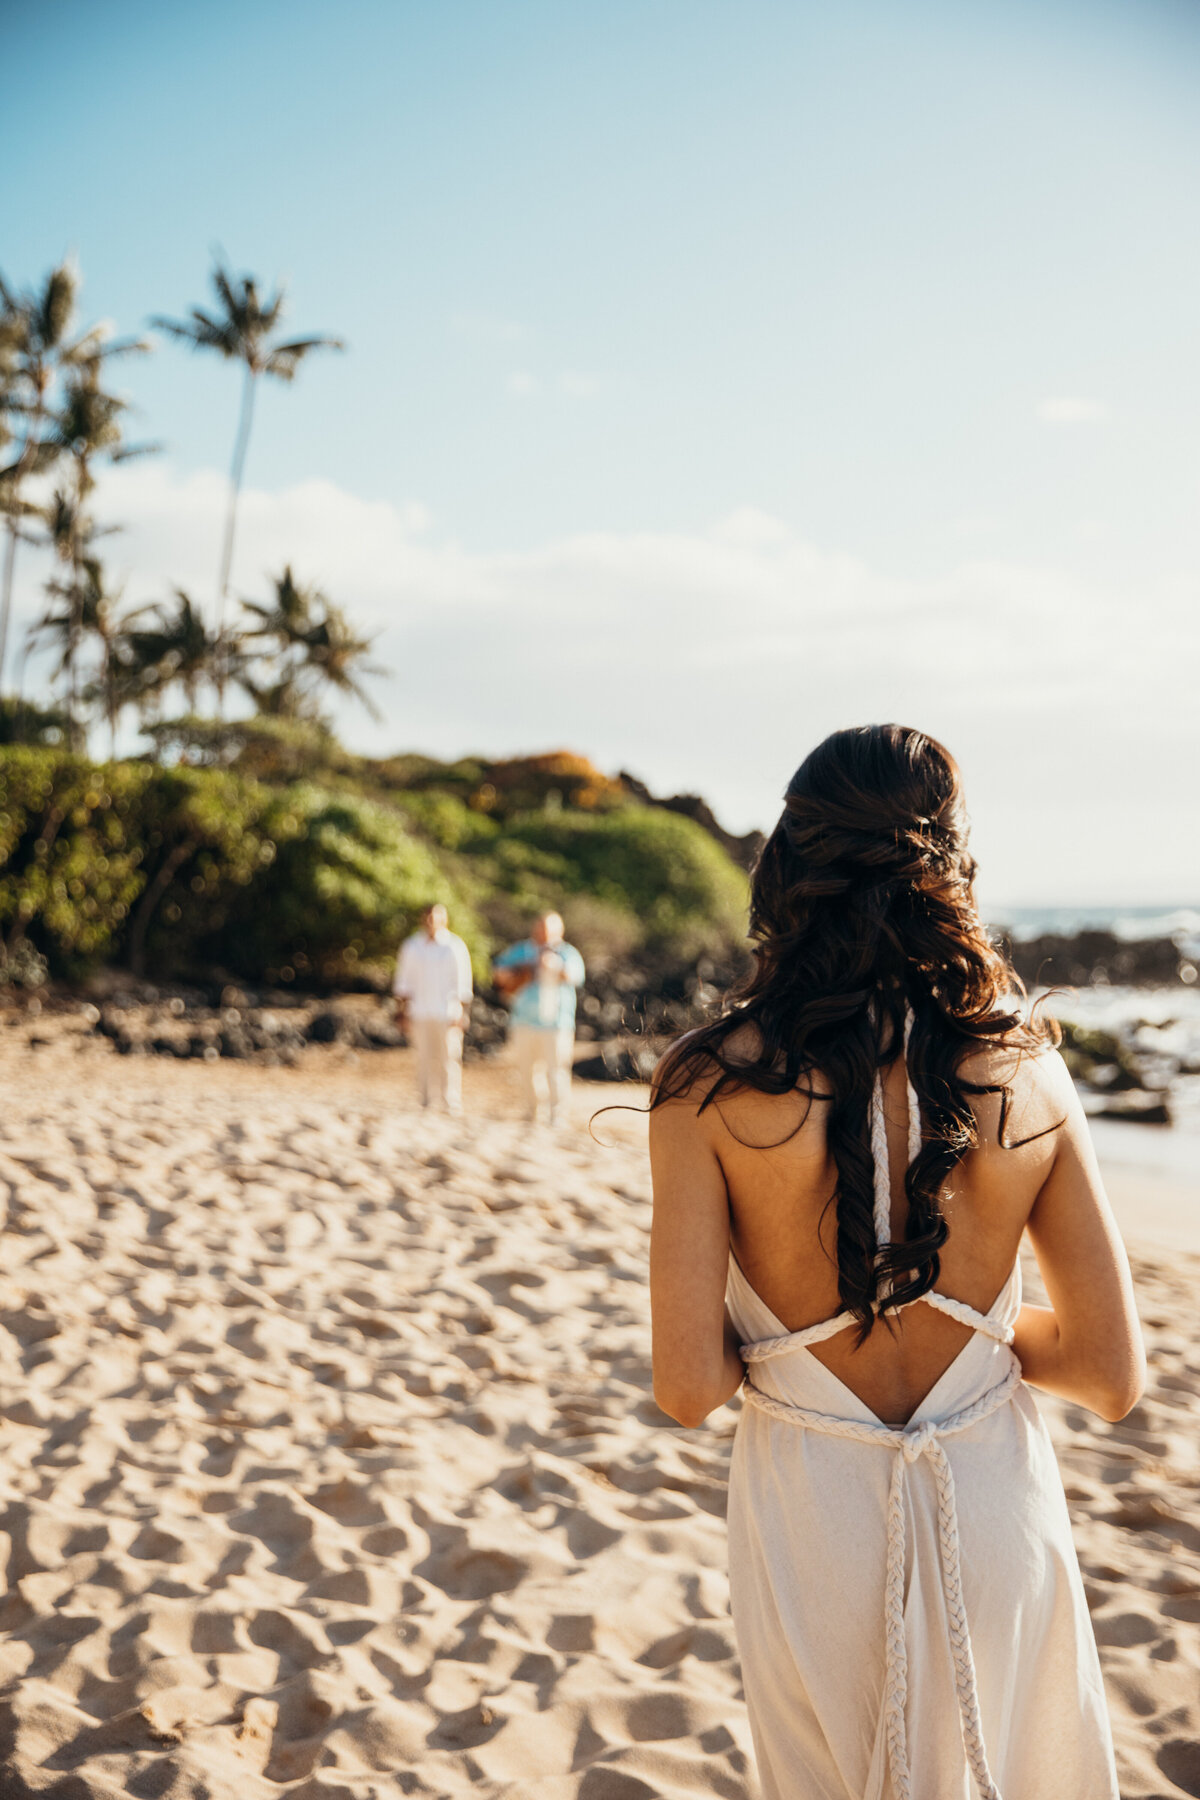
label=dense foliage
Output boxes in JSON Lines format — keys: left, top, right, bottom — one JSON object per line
{"left": 214, "top": 785, "right": 479, "bottom": 986}
{"left": 0, "top": 745, "right": 750, "bottom": 988}
{"left": 0, "top": 751, "right": 279, "bottom": 977}
{"left": 500, "top": 808, "right": 748, "bottom": 957}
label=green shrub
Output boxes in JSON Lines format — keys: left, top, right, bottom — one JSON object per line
{"left": 392, "top": 789, "right": 497, "bottom": 853}
{"left": 0, "top": 750, "right": 278, "bottom": 976}
{"left": 0, "top": 697, "right": 70, "bottom": 748}
{"left": 0, "top": 752, "right": 482, "bottom": 985}
{"left": 0, "top": 748, "right": 750, "bottom": 987}
{"left": 504, "top": 807, "right": 748, "bottom": 956}
{"left": 208, "top": 785, "right": 486, "bottom": 986}
{"left": 557, "top": 894, "right": 644, "bottom": 970}
{"left": 142, "top": 714, "right": 349, "bottom": 782}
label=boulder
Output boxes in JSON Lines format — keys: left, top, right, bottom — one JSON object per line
{"left": 574, "top": 1039, "right": 661, "bottom": 1083}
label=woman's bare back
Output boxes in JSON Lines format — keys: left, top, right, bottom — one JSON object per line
{"left": 710, "top": 1036, "right": 1065, "bottom": 1425}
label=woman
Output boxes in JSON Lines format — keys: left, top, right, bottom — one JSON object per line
{"left": 649, "top": 724, "right": 1142, "bottom": 1800}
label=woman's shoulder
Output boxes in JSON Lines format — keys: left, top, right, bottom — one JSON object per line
{"left": 651, "top": 1022, "right": 732, "bottom": 1109}
{"left": 954, "top": 1027, "right": 1072, "bottom": 1148}
{"left": 954, "top": 1020, "right": 1068, "bottom": 1083}
{"left": 651, "top": 1013, "right": 832, "bottom": 1122}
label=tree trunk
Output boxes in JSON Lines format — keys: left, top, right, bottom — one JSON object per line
{"left": 6, "top": 800, "right": 66, "bottom": 949}
{"left": 65, "top": 454, "right": 88, "bottom": 751}
{"left": 0, "top": 394, "right": 46, "bottom": 694}
{"left": 0, "top": 520, "right": 17, "bottom": 695}
{"left": 128, "top": 838, "right": 196, "bottom": 975}
{"left": 215, "top": 365, "right": 257, "bottom": 715}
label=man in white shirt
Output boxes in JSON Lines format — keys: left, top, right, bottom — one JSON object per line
{"left": 392, "top": 903, "right": 473, "bottom": 1115}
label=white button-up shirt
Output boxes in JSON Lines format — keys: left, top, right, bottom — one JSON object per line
{"left": 392, "top": 929, "right": 473, "bottom": 1021}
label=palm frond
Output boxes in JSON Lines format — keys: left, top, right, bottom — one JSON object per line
{"left": 149, "top": 309, "right": 243, "bottom": 358}
{"left": 258, "top": 291, "right": 286, "bottom": 334}
{"left": 0, "top": 440, "right": 60, "bottom": 483}
{"left": 210, "top": 261, "right": 243, "bottom": 321}
{"left": 263, "top": 333, "right": 345, "bottom": 382}
{"left": 38, "top": 263, "right": 79, "bottom": 349}
{"left": 89, "top": 332, "right": 152, "bottom": 363}
{"left": 111, "top": 439, "right": 162, "bottom": 463}
{"left": 59, "top": 324, "right": 110, "bottom": 368}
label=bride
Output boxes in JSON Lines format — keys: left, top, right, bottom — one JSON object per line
{"left": 648, "top": 723, "right": 1142, "bottom": 1799}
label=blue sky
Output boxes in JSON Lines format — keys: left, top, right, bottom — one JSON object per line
{"left": 5, "top": 0, "right": 1200, "bottom": 904}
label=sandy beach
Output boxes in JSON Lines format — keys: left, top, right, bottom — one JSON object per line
{"left": 0, "top": 1023, "right": 1197, "bottom": 1800}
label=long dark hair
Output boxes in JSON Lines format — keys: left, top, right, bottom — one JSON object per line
{"left": 652, "top": 724, "right": 1057, "bottom": 1336}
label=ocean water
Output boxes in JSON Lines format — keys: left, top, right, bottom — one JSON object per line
{"left": 995, "top": 904, "right": 1200, "bottom": 946}
{"left": 1038, "top": 985, "right": 1200, "bottom": 1153}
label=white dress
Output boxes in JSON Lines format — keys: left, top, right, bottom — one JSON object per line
{"left": 724, "top": 1044, "right": 1118, "bottom": 1800}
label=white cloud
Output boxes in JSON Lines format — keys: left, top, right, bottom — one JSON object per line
{"left": 1036, "top": 396, "right": 1110, "bottom": 425}
{"left": 506, "top": 370, "right": 540, "bottom": 398}
{"left": 8, "top": 461, "right": 1195, "bottom": 905}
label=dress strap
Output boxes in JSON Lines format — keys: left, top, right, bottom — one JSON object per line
{"left": 871, "top": 1005, "right": 921, "bottom": 1256}
{"left": 921, "top": 1289, "right": 1015, "bottom": 1344}
{"left": 740, "top": 1285, "right": 1015, "bottom": 1364}
{"left": 740, "top": 1003, "right": 1016, "bottom": 1363}
{"left": 741, "top": 1308, "right": 860, "bottom": 1360}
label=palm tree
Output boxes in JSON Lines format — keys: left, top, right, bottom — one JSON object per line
{"left": 28, "top": 556, "right": 128, "bottom": 750}
{"left": 0, "top": 261, "right": 146, "bottom": 692}
{"left": 33, "top": 362, "right": 156, "bottom": 739}
{"left": 241, "top": 560, "right": 318, "bottom": 650}
{"left": 123, "top": 588, "right": 234, "bottom": 720}
{"left": 301, "top": 602, "right": 384, "bottom": 719}
{"left": 34, "top": 482, "right": 91, "bottom": 742}
{"left": 71, "top": 561, "right": 133, "bottom": 755}
{"left": 150, "top": 260, "right": 345, "bottom": 662}
{"left": 236, "top": 664, "right": 311, "bottom": 720}
{"left": 0, "top": 298, "right": 21, "bottom": 493}
{"left": 239, "top": 563, "right": 324, "bottom": 718}
{"left": 239, "top": 564, "right": 384, "bottom": 721}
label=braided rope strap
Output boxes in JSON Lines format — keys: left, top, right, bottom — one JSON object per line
{"left": 871, "top": 1006, "right": 921, "bottom": 1277}
{"left": 740, "top": 1309, "right": 859, "bottom": 1360}
{"left": 903, "top": 1006, "right": 921, "bottom": 1167}
{"left": 870, "top": 1071, "right": 892, "bottom": 1253}
{"left": 742, "top": 1358, "right": 1021, "bottom": 1800}
{"left": 740, "top": 1289, "right": 1012, "bottom": 1366}
{"left": 923, "top": 1288, "right": 1015, "bottom": 1345}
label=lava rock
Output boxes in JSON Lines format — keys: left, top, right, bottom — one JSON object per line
{"left": 306, "top": 1010, "right": 344, "bottom": 1045}
{"left": 574, "top": 1040, "right": 661, "bottom": 1083}
{"left": 1083, "top": 1090, "right": 1172, "bottom": 1125}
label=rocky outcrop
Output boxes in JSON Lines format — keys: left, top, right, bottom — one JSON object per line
{"left": 618, "top": 771, "right": 765, "bottom": 871}
{"left": 6, "top": 928, "right": 1196, "bottom": 1133}
{"left": 1006, "top": 929, "right": 1192, "bottom": 989}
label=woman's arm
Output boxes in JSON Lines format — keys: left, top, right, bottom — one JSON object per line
{"left": 1012, "top": 1052, "right": 1146, "bottom": 1422}
{"left": 649, "top": 1091, "right": 745, "bottom": 1427}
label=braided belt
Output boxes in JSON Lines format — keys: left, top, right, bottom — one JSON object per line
{"left": 741, "top": 1357, "right": 1022, "bottom": 1800}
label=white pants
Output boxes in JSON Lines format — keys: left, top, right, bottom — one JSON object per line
{"left": 512, "top": 1024, "right": 574, "bottom": 1123}
{"left": 410, "top": 1017, "right": 463, "bottom": 1114}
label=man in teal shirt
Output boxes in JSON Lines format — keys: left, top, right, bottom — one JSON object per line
{"left": 493, "top": 911, "right": 586, "bottom": 1125}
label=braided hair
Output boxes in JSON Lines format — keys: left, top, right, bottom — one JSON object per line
{"left": 652, "top": 723, "right": 1056, "bottom": 1337}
